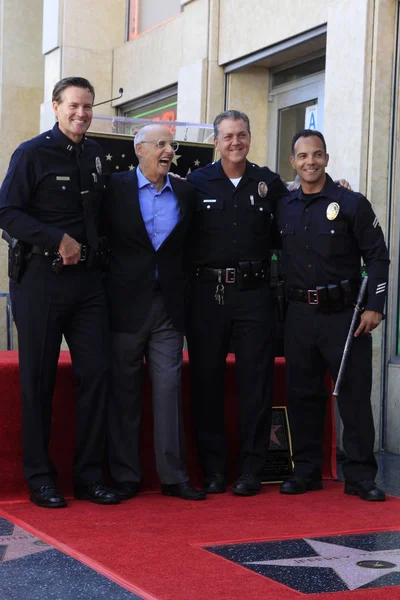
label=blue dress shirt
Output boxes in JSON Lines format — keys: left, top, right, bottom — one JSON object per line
{"left": 136, "top": 166, "right": 180, "bottom": 251}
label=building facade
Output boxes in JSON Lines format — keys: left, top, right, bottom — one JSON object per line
{"left": 1, "top": 0, "right": 400, "bottom": 451}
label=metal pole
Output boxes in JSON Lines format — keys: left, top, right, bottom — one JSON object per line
{"left": 0, "top": 292, "right": 13, "bottom": 350}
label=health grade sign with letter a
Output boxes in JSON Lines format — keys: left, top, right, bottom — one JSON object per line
{"left": 305, "top": 105, "right": 318, "bottom": 130}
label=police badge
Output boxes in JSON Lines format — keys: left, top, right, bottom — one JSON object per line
{"left": 95, "top": 157, "right": 102, "bottom": 175}
{"left": 258, "top": 181, "right": 268, "bottom": 198}
{"left": 326, "top": 202, "right": 340, "bottom": 220}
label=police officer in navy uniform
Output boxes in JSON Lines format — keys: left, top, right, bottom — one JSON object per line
{"left": 278, "top": 129, "right": 389, "bottom": 501}
{"left": 186, "top": 110, "right": 288, "bottom": 496}
{"left": 0, "top": 77, "right": 119, "bottom": 508}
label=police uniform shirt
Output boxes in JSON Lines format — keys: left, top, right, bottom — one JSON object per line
{"left": 0, "top": 123, "right": 106, "bottom": 251}
{"left": 187, "top": 159, "right": 288, "bottom": 267}
{"left": 276, "top": 174, "right": 389, "bottom": 313}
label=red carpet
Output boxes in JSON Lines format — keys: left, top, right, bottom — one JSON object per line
{"left": 0, "top": 351, "right": 336, "bottom": 500}
{"left": 1, "top": 482, "right": 400, "bottom": 599}
{"left": 0, "top": 350, "right": 340, "bottom": 598}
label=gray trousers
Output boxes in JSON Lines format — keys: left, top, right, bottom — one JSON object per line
{"left": 108, "top": 289, "right": 189, "bottom": 485}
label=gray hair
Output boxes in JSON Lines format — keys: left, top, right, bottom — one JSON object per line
{"left": 213, "top": 110, "right": 251, "bottom": 138}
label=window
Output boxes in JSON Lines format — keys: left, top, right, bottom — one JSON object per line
{"left": 127, "top": 0, "right": 138, "bottom": 39}
{"left": 119, "top": 87, "right": 178, "bottom": 136}
{"left": 127, "top": 0, "right": 181, "bottom": 40}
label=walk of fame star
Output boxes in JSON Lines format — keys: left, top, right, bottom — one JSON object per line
{"left": 205, "top": 532, "right": 400, "bottom": 594}
{"left": 0, "top": 525, "right": 51, "bottom": 563}
{"left": 246, "top": 538, "right": 400, "bottom": 591}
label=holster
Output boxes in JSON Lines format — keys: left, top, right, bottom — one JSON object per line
{"left": 87, "top": 236, "right": 110, "bottom": 269}
{"left": 237, "top": 260, "right": 267, "bottom": 290}
{"left": 327, "top": 283, "right": 344, "bottom": 312}
{"left": 316, "top": 280, "right": 356, "bottom": 313}
{"left": 2, "top": 232, "right": 27, "bottom": 283}
{"left": 237, "top": 261, "right": 252, "bottom": 289}
{"left": 276, "top": 279, "right": 288, "bottom": 322}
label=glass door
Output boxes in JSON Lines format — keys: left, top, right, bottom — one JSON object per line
{"left": 267, "top": 73, "right": 325, "bottom": 184}
{"left": 277, "top": 99, "right": 317, "bottom": 183}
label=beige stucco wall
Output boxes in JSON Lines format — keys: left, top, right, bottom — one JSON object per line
{"left": 0, "top": 0, "right": 44, "bottom": 349}
{"left": 226, "top": 68, "right": 269, "bottom": 167}
{"left": 112, "top": 0, "right": 225, "bottom": 124}
{"left": 323, "top": 0, "right": 396, "bottom": 448}
{"left": 112, "top": 15, "right": 183, "bottom": 107}
{"left": 41, "top": 0, "right": 126, "bottom": 131}
{"left": 218, "top": 0, "right": 328, "bottom": 65}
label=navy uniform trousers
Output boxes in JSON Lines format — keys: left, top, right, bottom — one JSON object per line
{"left": 284, "top": 301, "right": 377, "bottom": 483}
{"left": 186, "top": 278, "right": 275, "bottom": 477}
{"left": 10, "top": 255, "right": 109, "bottom": 489}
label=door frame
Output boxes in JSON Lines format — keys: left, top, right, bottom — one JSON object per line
{"left": 267, "top": 72, "right": 325, "bottom": 170}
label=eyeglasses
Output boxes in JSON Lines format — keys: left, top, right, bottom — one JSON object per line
{"left": 140, "top": 140, "right": 179, "bottom": 151}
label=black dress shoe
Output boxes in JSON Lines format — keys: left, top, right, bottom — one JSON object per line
{"left": 112, "top": 481, "right": 140, "bottom": 501}
{"left": 280, "top": 476, "right": 323, "bottom": 495}
{"left": 204, "top": 473, "right": 226, "bottom": 494}
{"left": 30, "top": 485, "right": 67, "bottom": 509}
{"left": 232, "top": 473, "right": 261, "bottom": 496}
{"left": 344, "top": 480, "right": 386, "bottom": 502}
{"left": 161, "top": 481, "right": 206, "bottom": 500}
{"left": 74, "top": 483, "right": 120, "bottom": 505}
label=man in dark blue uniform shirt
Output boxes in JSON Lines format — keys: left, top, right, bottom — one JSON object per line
{"left": 186, "top": 110, "right": 288, "bottom": 496}
{"left": 278, "top": 129, "right": 389, "bottom": 501}
{"left": 0, "top": 77, "right": 119, "bottom": 508}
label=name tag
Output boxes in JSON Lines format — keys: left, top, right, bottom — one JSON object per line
{"left": 203, "top": 199, "right": 217, "bottom": 203}
{"left": 56, "top": 176, "right": 70, "bottom": 181}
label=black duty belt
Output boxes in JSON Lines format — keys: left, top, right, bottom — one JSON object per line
{"left": 287, "top": 280, "right": 360, "bottom": 312}
{"left": 30, "top": 245, "right": 88, "bottom": 262}
{"left": 194, "top": 265, "right": 268, "bottom": 284}
{"left": 287, "top": 287, "right": 320, "bottom": 305}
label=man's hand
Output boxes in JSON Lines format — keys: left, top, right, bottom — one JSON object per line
{"left": 58, "top": 233, "right": 81, "bottom": 265}
{"left": 169, "top": 172, "right": 186, "bottom": 180}
{"left": 335, "top": 179, "right": 352, "bottom": 191}
{"left": 354, "top": 310, "right": 382, "bottom": 337}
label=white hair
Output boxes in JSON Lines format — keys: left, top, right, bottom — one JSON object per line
{"left": 133, "top": 126, "right": 149, "bottom": 150}
{"left": 133, "top": 124, "right": 170, "bottom": 152}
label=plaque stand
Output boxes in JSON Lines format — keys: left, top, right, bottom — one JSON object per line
{"left": 261, "top": 406, "right": 293, "bottom": 484}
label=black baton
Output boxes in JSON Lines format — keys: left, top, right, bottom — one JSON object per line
{"left": 332, "top": 276, "right": 368, "bottom": 398}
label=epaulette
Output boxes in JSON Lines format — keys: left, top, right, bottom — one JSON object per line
{"left": 18, "top": 129, "right": 54, "bottom": 152}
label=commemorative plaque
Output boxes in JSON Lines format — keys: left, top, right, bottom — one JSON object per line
{"left": 261, "top": 406, "right": 293, "bottom": 483}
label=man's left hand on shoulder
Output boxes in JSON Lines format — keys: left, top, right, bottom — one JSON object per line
{"left": 354, "top": 310, "right": 382, "bottom": 337}
{"left": 335, "top": 179, "right": 352, "bottom": 191}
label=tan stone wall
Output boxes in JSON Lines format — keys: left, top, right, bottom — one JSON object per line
{"left": 112, "top": 15, "right": 183, "bottom": 106}
{"left": 0, "top": 0, "right": 44, "bottom": 349}
{"left": 177, "top": 0, "right": 224, "bottom": 128}
{"left": 322, "top": 0, "right": 396, "bottom": 447}
{"left": 226, "top": 68, "right": 269, "bottom": 167}
{"left": 219, "top": 0, "right": 328, "bottom": 65}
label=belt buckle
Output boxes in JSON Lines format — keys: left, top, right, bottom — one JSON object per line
{"left": 79, "top": 245, "right": 87, "bottom": 262}
{"left": 225, "top": 268, "right": 236, "bottom": 284}
{"left": 308, "top": 289, "right": 319, "bottom": 305}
